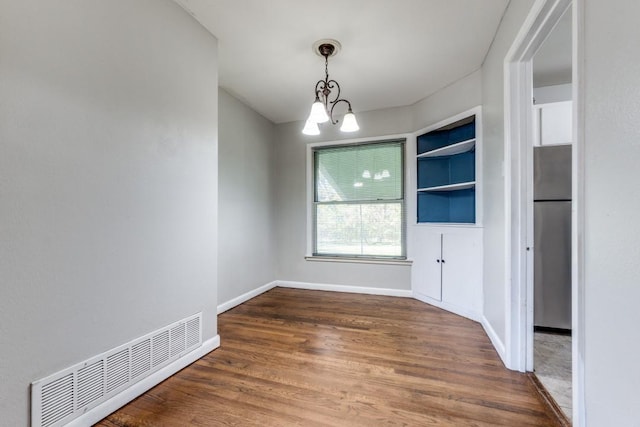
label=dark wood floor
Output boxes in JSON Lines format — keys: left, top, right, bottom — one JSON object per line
{"left": 97, "top": 288, "right": 560, "bottom": 426}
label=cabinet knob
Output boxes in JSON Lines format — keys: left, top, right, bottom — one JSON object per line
{"left": 442, "top": 259, "right": 446, "bottom": 263}
{"left": 436, "top": 259, "right": 440, "bottom": 263}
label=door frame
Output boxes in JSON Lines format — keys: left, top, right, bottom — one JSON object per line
{"left": 503, "top": 0, "right": 585, "bottom": 424}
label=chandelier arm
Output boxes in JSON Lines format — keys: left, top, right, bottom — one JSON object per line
{"left": 326, "top": 79, "right": 341, "bottom": 105}
{"left": 313, "top": 80, "right": 329, "bottom": 114}
{"left": 314, "top": 80, "right": 327, "bottom": 96}
{"left": 329, "top": 98, "right": 353, "bottom": 125}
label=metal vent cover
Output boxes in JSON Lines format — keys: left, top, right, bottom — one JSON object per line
{"left": 40, "top": 373, "right": 74, "bottom": 427}
{"left": 106, "top": 349, "right": 130, "bottom": 393}
{"left": 186, "top": 317, "right": 200, "bottom": 349}
{"left": 170, "top": 323, "right": 186, "bottom": 357}
{"left": 131, "top": 339, "right": 151, "bottom": 380}
{"left": 31, "top": 313, "right": 202, "bottom": 427}
{"left": 76, "top": 360, "right": 104, "bottom": 409}
{"left": 152, "top": 330, "right": 170, "bottom": 367}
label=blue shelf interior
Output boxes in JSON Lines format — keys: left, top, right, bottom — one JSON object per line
{"left": 417, "top": 189, "right": 476, "bottom": 223}
{"left": 416, "top": 115, "right": 476, "bottom": 224}
{"left": 417, "top": 150, "right": 475, "bottom": 189}
{"left": 417, "top": 120, "right": 475, "bottom": 155}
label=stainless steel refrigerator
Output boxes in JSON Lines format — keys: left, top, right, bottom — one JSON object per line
{"left": 534, "top": 145, "right": 572, "bottom": 331}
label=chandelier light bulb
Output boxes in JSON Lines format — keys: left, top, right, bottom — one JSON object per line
{"left": 340, "top": 110, "right": 359, "bottom": 132}
{"left": 302, "top": 119, "right": 320, "bottom": 135}
{"left": 309, "top": 99, "right": 330, "bottom": 123}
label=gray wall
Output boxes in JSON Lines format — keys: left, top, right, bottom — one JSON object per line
{"left": 218, "top": 89, "right": 277, "bottom": 304}
{"left": 480, "top": 0, "right": 535, "bottom": 346}
{"left": 0, "top": 1, "right": 218, "bottom": 425}
{"left": 582, "top": 0, "right": 640, "bottom": 423}
{"left": 412, "top": 70, "right": 482, "bottom": 131}
{"left": 273, "top": 71, "right": 482, "bottom": 290}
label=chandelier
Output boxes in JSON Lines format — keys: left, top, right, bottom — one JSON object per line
{"left": 302, "top": 39, "right": 359, "bottom": 135}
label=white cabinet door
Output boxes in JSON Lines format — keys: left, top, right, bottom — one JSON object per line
{"left": 534, "top": 101, "right": 573, "bottom": 146}
{"left": 441, "top": 230, "right": 483, "bottom": 313}
{"left": 411, "top": 231, "right": 442, "bottom": 301}
{"left": 411, "top": 227, "right": 483, "bottom": 316}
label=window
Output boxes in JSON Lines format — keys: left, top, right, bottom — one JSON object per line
{"left": 313, "top": 140, "right": 405, "bottom": 259}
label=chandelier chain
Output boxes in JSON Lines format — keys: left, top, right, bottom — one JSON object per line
{"left": 325, "top": 54, "right": 329, "bottom": 83}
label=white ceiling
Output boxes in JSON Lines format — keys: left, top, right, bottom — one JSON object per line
{"left": 175, "top": 0, "right": 510, "bottom": 124}
{"left": 533, "top": 7, "right": 572, "bottom": 87}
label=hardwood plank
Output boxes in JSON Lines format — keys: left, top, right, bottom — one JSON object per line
{"left": 96, "top": 288, "right": 562, "bottom": 426}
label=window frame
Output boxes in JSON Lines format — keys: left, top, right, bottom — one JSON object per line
{"left": 306, "top": 135, "right": 410, "bottom": 263}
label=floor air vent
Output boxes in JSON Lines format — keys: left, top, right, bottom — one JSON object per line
{"left": 152, "top": 330, "right": 170, "bottom": 367}
{"left": 31, "top": 313, "right": 202, "bottom": 427}
{"left": 40, "top": 374, "right": 74, "bottom": 427}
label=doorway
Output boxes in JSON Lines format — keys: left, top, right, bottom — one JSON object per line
{"left": 504, "top": 0, "right": 584, "bottom": 424}
{"left": 530, "top": 6, "right": 573, "bottom": 421}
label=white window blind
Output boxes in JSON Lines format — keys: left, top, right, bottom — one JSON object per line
{"left": 313, "top": 140, "right": 405, "bottom": 258}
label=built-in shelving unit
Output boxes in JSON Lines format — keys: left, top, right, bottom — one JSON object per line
{"left": 410, "top": 107, "right": 483, "bottom": 322}
{"left": 416, "top": 115, "right": 477, "bottom": 223}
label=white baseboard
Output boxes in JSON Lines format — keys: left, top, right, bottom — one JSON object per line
{"left": 217, "top": 281, "right": 278, "bottom": 314}
{"left": 276, "top": 280, "right": 413, "bottom": 298}
{"left": 67, "top": 335, "right": 220, "bottom": 427}
{"left": 481, "top": 316, "right": 507, "bottom": 367}
{"left": 412, "top": 292, "right": 482, "bottom": 323}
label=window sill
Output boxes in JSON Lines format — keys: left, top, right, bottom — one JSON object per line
{"left": 305, "top": 256, "right": 412, "bottom": 266}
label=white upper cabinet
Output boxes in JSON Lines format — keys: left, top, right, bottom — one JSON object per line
{"left": 533, "top": 100, "right": 573, "bottom": 146}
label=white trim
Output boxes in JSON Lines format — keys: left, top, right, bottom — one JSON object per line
{"left": 217, "top": 281, "right": 278, "bottom": 314}
{"left": 306, "top": 132, "right": 411, "bottom": 150}
{"left": 481, "top": 316, "right": 507, "bottom": 366}
{"left": 504, "top": 0, "right": 572, "bottom": 372}
{"left": 306, "top": 143, "right": 314, "bottom": 256}
{"left": 304, "top": 256, "right": 412, "bottom": 266}
{"left": 412, "top": 292, "right": 482, "bottom": 323}
{"left": 571, "top": 1, "right": 586, "bottom": 425}
{"left": 413, "top": 223, "right": 481, "bottom": 229}
{"left": 66, "top": 336, "right": 220, "bottom": 427}
{"left": 276, "top": 280, "right": 413, "bottom": 298}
